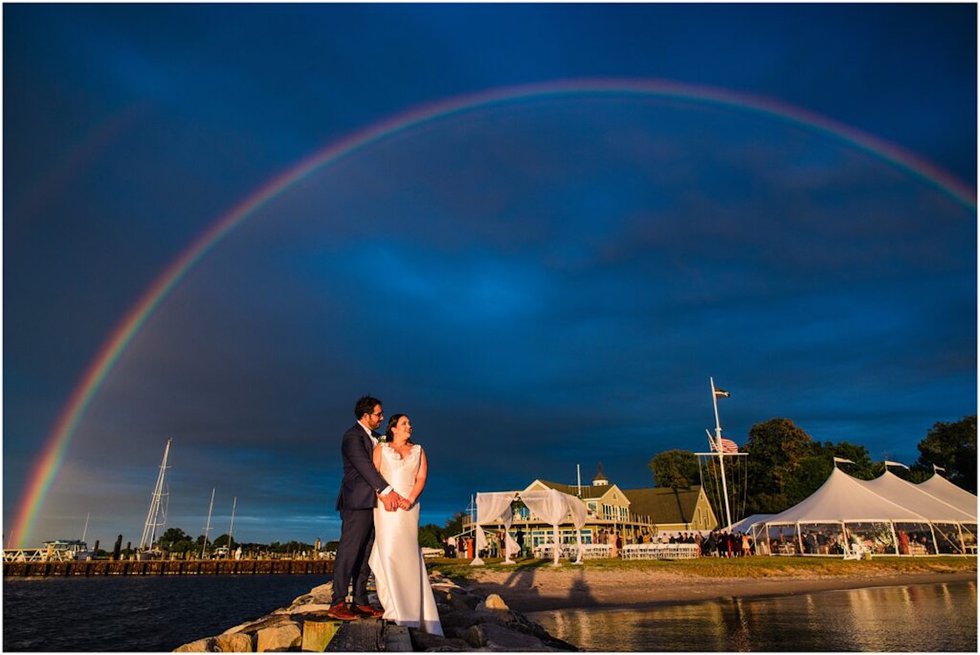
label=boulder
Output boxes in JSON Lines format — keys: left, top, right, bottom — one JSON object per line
{"left": 213, "top": 633, "right": 254, "bottom": 652}
{"left": 174, "top": 637, "right": 213, "bottom": 652}
{"left": 301, "top": 620, "right": 341, "bottom": 652}
{"left": 225, "top": 614, "right": 295, "bottom": 636}
{"left": 408, "top": 629, "right": 472, "bottom": 652}
{"left": 477, "top": 593, "right": 509, "bottom": 611}
{"left": 255, "top": 622, "right": 302, "bottom": 652}
{"left": 468, "top": 623, "right": 554, "bottom": 651}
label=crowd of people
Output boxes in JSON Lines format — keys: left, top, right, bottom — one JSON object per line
{"left": 445, "top": 527, "right": 759, "bottom": 559}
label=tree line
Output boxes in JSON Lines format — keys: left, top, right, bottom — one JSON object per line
{"left": 145, "top": 511, "right": 470, "bottom": 557}
{"left": 649, "top": 415, "right": 976, "bottom": 517}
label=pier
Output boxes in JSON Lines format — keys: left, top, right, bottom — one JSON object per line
{"left": 3, "top": 558, "right": 333, "bottom": 577}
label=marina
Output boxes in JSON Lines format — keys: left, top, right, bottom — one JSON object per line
{"left": 3, "top": 558, "right": 332, "bottom": 578}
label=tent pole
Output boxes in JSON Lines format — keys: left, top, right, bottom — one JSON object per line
{"left": 927, "top": 522, "right": 940, "bottom": 555}
{"left": 888, "top": 522, "right": 899, "bottom": 556}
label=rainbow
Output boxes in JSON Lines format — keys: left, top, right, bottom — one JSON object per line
{"left": 9, "top": 78, "right": 974, "bottom": 547}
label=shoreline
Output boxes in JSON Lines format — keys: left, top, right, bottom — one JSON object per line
{"left": 455, "top": 568, "right": 978, "bottom": 613}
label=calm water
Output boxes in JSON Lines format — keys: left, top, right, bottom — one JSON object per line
{"left": 4, "top": 576, "right": 976, "bottom": 652}
{"left": 529, "top": 580, "right": 978, "bottom": 652}
{"left": 2, "top": 574, "right": 327, "bottom": 651}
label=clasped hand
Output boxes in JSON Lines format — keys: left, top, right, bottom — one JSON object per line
{"left": 382, "top": 491, "right": 413, "bottom": 511}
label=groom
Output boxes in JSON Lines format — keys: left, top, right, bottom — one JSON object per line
{"left": 327, "top": 395, "right": 407, "bottom": 621}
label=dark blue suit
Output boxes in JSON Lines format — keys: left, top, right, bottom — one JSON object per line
{"left": 331, "top": 423, "right": 390, "bottom": 606}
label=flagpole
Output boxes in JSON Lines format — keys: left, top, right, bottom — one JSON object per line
{"left": 710, "top": 377, "right": 733, "bottom": 530}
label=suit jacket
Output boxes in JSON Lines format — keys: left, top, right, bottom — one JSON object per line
{"left": 335, "top": 423, "right": 390, "bottom": 511}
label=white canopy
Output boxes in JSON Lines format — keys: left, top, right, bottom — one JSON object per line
{"left": 470, "top": 488, "right": 588, "bottom": 566}
{"left": 764, "top": 467, "right": 930, "bottom": 524}
{"left": 862, "top": 471, "right": 975, "bottom": 523}
{"left": 753, "top": 468, "right": 977, "bottom": 557}
{"left": 730, "top": 514, "right": 775, "bottom": 533}
{"left": 471, "top": 491, "right": 520, "bottom": 566}
{"left": 916, "top": 474, "right": 978, "bottom": 521}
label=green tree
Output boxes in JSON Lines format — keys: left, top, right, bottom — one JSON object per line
{"left": 442, "top": 512, "right": 467, "bottom": 537}
{"left": 158, "top": 527, "right": 190, "bottom": 547}
{"left": 648, "top": 449, "right": 700, "bottom": 489}
{"left": 212, "top": 533, "right": 237, "bottom": 549}
{"left": 915, "top": 416, "right": 977, "bottom": 492}
{"left": 154, "top": 527, "right": 197, "bottom": 555}
{"left": 743, "top": 418, "right": 817, "bottom": 514}
{"left": 418, "top": 524, "right": 443, "bottom": 549}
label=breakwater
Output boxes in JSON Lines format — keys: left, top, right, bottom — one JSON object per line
{"left": 174, "top": 572, "right": 578, "bottom": 652}
{"left": 3, "top": 558, "right": 332, "bottom": 577}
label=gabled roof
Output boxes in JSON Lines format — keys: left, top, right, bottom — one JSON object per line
{"left": 528, "top": 479, "right": 619, "bottom": 501}
{"left": 916, "top": 475, "right": 978, "bottom": 520}
{"left": 621, "top": 487, "right": 707, "bottom": 525}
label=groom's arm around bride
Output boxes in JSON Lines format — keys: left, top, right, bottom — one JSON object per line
{"left": 328, "top": 395, "right": 403, "bottom": 621}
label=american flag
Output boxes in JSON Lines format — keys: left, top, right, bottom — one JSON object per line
{"left": 711, "top": 437, "right": 739, "bottom": 454}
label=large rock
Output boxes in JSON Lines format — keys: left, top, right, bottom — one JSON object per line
{"left": 255, "top": 622, "right": 301, "bottom": 652}
{"left": 224, "top": 614, "right": 295, "bottom": 636}
{"left": 174, "top": 638, "right": 213, "bottom": 652}
{"left": 477, "top": 593, "right": 510, "bottom": 611}
{"left": 301, "top": 620, "right": 340, "bottom": 652}
{"left": 214, "top": 633, "right": 254, "bottom": 652}
{"left": 464, "top": 623, "right": 554, "bottom": 651}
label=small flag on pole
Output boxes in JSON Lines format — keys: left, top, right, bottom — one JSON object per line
{"left": 833, "top": 456, "right": 855, "bottom": 465}
{"left": 714, "top": 388, "right": 731, "bottom": 398}
{"left": 884, "top": 460, "right": 909, "bottom": 470}
{"left": 933, "top": 464, "right": 946, "bottom": 474}
{"left": 711, "top": 437, "right": 739, "bottom": 453}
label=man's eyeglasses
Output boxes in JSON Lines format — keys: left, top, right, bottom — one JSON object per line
{"left": 371, "top": 411, "right": 384, "bottom": 417}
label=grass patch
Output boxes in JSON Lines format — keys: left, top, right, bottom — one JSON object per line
{"left": 429, "top": 555, "right": 976, "bottom": 582}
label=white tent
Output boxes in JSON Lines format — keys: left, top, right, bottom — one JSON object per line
{"left": 916, "top": 474, "right": 978, "bottom": 520}
{"left": 470, "top": 489, "right": 589, "bottom": 566}
{"left": 730, "top": 514, "right": 774, "bottom": 534}
{"left": 752, "top": 468, "right": 977, "bottom": 557}
{"left": 764, "top": 468, "right": 929, "bottom": 523}
{"left": 863, "top": 471, "right": 974, "bottom": 522}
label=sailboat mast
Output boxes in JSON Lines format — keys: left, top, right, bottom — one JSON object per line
{"left": 140, "top": 438, "right": 172, "bottom": 550}
{"left": 227, "top": 496, "right": 237, "bottom": 558}
{"left": 201, "top": 487, "right": 215, "bottom": 559}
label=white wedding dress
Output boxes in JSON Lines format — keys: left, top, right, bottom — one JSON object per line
{"left": 369, "top": 443, "right": 443, "bottom": 635}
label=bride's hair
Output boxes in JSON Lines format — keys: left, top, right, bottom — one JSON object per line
{"left": 385, "top": 414, "right": 408, "bottom": 440}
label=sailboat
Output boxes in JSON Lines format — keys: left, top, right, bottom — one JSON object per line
{"left": 138, "top": 438, "right": 172, "bottom": 559}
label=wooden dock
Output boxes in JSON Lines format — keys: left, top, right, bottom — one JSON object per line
{"left": 3, "top": 558, "right": 333, "bottom": 577}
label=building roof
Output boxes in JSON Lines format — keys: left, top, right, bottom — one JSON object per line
{"left": 621, "top": 487, "right": 707, "bottom": 525}
{"left": 530, "top": 479, "right": 615, "bottom": 501}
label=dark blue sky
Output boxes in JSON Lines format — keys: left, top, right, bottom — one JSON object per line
{"left": 3, "top": 3, "right": 976, "bottom": 547}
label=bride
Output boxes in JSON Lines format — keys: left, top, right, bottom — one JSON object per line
{"left": 369, "top": 413, "right": 443, "bottom": 635}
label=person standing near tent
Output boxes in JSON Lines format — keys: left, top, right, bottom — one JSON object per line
{"left": 898, "top": 530, "right": 911, "bottom": 555}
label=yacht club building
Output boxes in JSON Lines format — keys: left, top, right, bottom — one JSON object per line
{"left": 465, "top": 465, "right": 719, "bottom": 551}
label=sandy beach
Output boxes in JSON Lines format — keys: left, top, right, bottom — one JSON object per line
{"left": 451, "top": 566, "right": 978, "bottom": 612}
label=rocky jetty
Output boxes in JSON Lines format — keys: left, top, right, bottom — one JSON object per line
{"left": 173, "top": 570, "right": 577, "bottom": 652}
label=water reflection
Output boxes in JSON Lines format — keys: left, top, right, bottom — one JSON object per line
{"left": 529, "top": 580, "right": 977, "bottom": 652}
